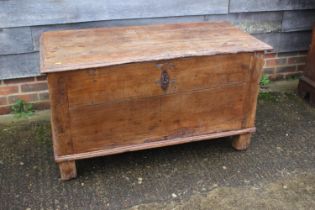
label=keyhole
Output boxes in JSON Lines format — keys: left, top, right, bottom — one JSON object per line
{"left": 160, "top": 70, "right": 169, "bottom": 90}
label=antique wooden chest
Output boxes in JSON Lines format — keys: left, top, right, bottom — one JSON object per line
{"left": 40, "top": 22, "right": 272, "bottom": 180}
{"left": 298, "top": 25, "right": 315, "bottom": 106}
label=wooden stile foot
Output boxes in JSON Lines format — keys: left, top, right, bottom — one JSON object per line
{"left": 59, "top": 161, "right": 77, "bottom": 180}
{"left": 232, "top": 133, "right": 251, "bottom": 151}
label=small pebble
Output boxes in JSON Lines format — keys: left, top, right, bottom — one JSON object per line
{"left": 172, "top": 193, "right": 177, "bottom": 198}
{"left": 20, "top": 162, "right": 24, "bottom": 166}
{"left": 283, "top": 185, "right": 288, "bottom": 189}
{"left": 81, "top": 182, "right": 85, "bottom": 186}
{"left": 222, "top": 166, "right": 227, "bottom": 170}
{"left": 137, "top": 177, "right": 143, "bottom": 184}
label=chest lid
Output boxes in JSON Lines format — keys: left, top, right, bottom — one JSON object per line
{"left": 40, "top": 22, "right": 272, "bottom": 74}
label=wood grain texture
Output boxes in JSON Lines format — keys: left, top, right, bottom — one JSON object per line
{"left": 0, "top": 0, "right": 228, "bottom": 28}
{"left": 31, "top": 16, "right": 205, "bottom": 51}
{"left": 69, "top": 82, "right": 246, "bottom": 153}
{"left": 242, "top": 52, "right": 264, "bottom": 128}
{"left": 40, "top": 22, "right": 272, "bottom": 73}
{"left": 230, "top": 0, "right": 315, "bottom": 12}
{"left": 65, "top": 54, "right": 250, "bottom": 107}
{"left": 42, "top": 22, "right": 269, "bottom": 179}
{"left": 32, "top": 12, "right": 282, "bottom": 51}
{"left": 58, "top": 161, "right": 77, "bottom": 181}
{"left": 55, "top": 128, "right": 256, "bottom": 162}
{"left": 59, "top": 54, "right": 256, "bottom": 155}
{"left": 232, "top": 133, "right": 251, "bottom": 150}
{"left": 48, "top": 74, "right": 73, "bottom": 157}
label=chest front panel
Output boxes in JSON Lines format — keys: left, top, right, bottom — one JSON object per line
{"left": 49, "top": 53, "right": 256, "bottom": 155}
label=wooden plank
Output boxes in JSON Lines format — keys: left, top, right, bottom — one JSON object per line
{"left": 282, "top": 10, "right": 315, "bottom": 32}
{"left": 63, "top": 54, "right": 253, "bottom": 154}
{"left": 0, "top": 53, "right": 40, "bottom": 80}
{"left": 40, "top": 22, "right": 272, "bottom": 73}
{"left": 206, "top": 12, "right": 282, "bottom": 34}
{"left": 33, "top": 12, "right": 281, "bottom": 51}
{"left": 0, "top": 0, "right": 228, "bottom": 28}
{"left": 31, "top": 16, "right": 205, "bottom": 51}
{"left": 230, "top": 0, "right": 315, "bottom": 12}
{"left": 69, "top": 84, "right": 246, "bottom": 154}
{"left": 66, "top": 54, "right": 250, "bottom": 107}
{"left": 48, "top": 73, "right": 74, "bottom": 157}
{"left": 254, "top": 31, "right": 312, "bottom": 52}
{"left": 55, "top": 127, "right": 256, "bottom": 162}
{"left": 242, "top": 53, "right": 264, "bottom": 128}
{"left": 0, "top": 27, "right": 34, "bottom": 55}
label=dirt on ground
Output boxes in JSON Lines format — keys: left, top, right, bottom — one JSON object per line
{"left": 0, "top": 90, "right": 315, "bottom": 210}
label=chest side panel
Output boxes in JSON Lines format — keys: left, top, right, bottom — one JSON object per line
{"left": 63, "top": 53, "right": 255, "bottom": 154}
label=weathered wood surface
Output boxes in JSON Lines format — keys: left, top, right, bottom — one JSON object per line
{"left": 0, "top": 0, "right": 228, "bottom": 28}
{"left": 0, "top": 53, "right": 39, "bottom": 80}
{"left": 40, "top": 22, "right": 271, "bottom": 73}
{"left": 32, "top": 12, "right": 283, "bottom": 51}
{"left": 254, "top": 31, "right": 312, "bottom": 52}
{"left": 47, "top": 53, "right": 260, "bottom": 157}
{"left": 56, "top": 128, "right": 256, "bottom": 162}
{"left": 230, "top": 0, "right": 315, "bottom": 12}
{"left": 48, "top": 73, "right": 74, "bottom": 157}
{"left": 64, "top": 54, "right": 251, "bottom": 153}
{"left": 0, "top": 27, "right": 34, "bottom": 55}
{"left": 66, "top": 54, "right": 249, "bottom": 107}
{"left": 58, "top": 161, "right": 77, "bottom": 181}
{"left": 232, "top": 133, "right": 252, "bottom": 150}
{"left": 282, "top": 10, "right": 315, "bottom": 32}
{"left": 42, "top": 23, "right": 268, "bottom": 179}
{"left": 47, "top": 51, "right": 264, "bottom": 172}
{"left": 32, "top": 16, "right": 206, "bottom": 51}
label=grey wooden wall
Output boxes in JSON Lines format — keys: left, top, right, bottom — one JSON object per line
{"left": 1, "top": 0, "right": 315, "bottom": 80}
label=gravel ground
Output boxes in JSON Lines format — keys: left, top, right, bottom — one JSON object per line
{"left": 0, "top": 90, "right": 314, "bottom": 210}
